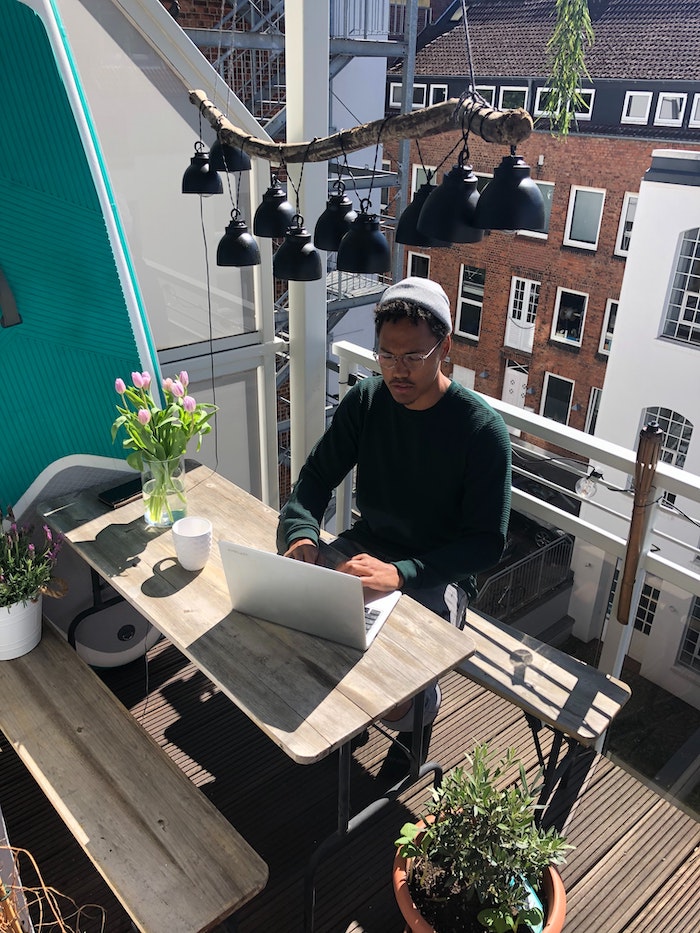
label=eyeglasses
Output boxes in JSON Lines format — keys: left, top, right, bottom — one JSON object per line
{"left": 373, "top": 339, "right": 443, "bottom": 370}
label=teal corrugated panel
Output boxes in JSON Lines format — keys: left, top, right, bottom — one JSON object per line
{"left": 0, "top": 0, "right": 142, "bottom": 506}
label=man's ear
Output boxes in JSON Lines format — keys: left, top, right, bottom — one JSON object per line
{"left": 441, "top": 334, "right": 452, "bottom": 360}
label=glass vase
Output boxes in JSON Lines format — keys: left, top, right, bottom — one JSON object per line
{"left": 140, "top": 456, "right": 187, "bottom": 527}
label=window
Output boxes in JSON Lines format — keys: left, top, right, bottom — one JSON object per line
{"left": 551, "top": 288, "right": 588, "bottom": 346}
{"left": 585, "top": 387, "right": 602, "bottom": 435}
{"left": 621, "top": 90, "right": 652, "bottom": 125}
{"left": 476, "top": 86, "right": 495, "bottom": 106}
{"left": 534, "top": 87, "right": 595, "bottom": 121}
{"left": 505, "top": 277, "right": 540, "bottom": 352}
{"left": 474, "top": 172, "right": 493, "bottom": 194}
{"left": 615, "top": 193, "right": 638, "bottom": 256}
{"left": 678, "top": 597, "right": 700, "bottom": 673}
{"left": 564, "top": 187, "right": 606, "bottom": 249}
{"left": 599, "top": 299, "right": 618, "bottom": 355}
{"left": 499, "top": 87, "right": 527, "bottom": 111}
{"left": 412, "top": 163, "right": 436, "bottom": 196}
{"left": 380, "top": 158, "right": 392, "bottom": 213}
{"left": 388, "top": 82, "right": 426, "bottom": 109}
{"left": 662, "top": 227, "right": 700, "bottom": 346}
{"left": 644, "top": 406, "right": 693, "bottom": 506}
{"left": 429, "top": 84, "right": 448, "bottom": 106}
{"left": 519, "top": 181, "right": 554, "bottom": 237}
{"left": 654, "top": 92, "right": 687, "bottom": 127}
{"left": 690, "top": 94, "right": 700, "bottom": 129}
{"left": 408, "top": 251, "right": 430, "bottom": 278}
{"left": 541, "top": 373, "right": 574, "bottom": 424}
{"left": 456, "top": 265, "right": 485, "bottom": 340}
{"left": 634, "top": 581, "right": 661, "bottom": 635}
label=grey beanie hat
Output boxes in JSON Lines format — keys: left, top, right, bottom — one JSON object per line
{"left": 377, "top": 276, "right": 452, "bottom": 333}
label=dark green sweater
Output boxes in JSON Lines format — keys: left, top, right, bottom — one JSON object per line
{"left": 280, "top": 376, "right": 512, "bottom": 592}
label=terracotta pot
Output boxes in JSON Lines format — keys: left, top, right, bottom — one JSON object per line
{"left": 392, "top": 841, "right": 567, "bottom": 933}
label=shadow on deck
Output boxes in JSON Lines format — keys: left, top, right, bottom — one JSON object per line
{"left": 1, "top": 637, "right": 698, "bottom": 932}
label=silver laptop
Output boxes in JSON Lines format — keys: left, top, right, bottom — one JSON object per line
{"left": 218, "top": 540, "right": 401, "bottom": 650}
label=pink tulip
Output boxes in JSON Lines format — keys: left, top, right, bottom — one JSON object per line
{"left": 162, "top": 378, "right": 174, "bottom": 393}
{"left": 140, "top": 371, "right": 152, "bottom": 389}
{"left": 132, "top": 372, "right": 145, "bottom": 388}
{"left": 115, "top": 378, "right": 126, "bottom": 394}
{"left": 172, "top": 381, "right": 185, "bottom": 398}
{"left": 137, "top": 409, "right": 151, "bottom": 425}
{"left": 179, "top": 371, "right": 189, "bottom": 388}
{"left": 183, "top": 395, "right": 196, "bottom": 413}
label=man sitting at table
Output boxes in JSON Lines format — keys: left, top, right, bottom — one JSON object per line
{"left": 277, "top": 276, "right": 512, "bottom": 781}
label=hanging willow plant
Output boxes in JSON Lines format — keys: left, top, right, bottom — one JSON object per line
{"left": 544, "top": 0, "right": 595, "bottom": 135}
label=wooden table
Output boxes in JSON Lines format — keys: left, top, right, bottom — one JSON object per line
{"left": 42, "top": 464, "right": 476, "bottom": 930}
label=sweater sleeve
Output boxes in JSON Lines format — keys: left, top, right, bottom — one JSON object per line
{"left": 279, "top": 386, "right": 362, "bottom": 547}
{"left": 392, "top": 413, "right": 512, "bottom": 590}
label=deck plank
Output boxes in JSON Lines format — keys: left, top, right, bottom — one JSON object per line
{"left": 0, "top": 637, "right": 698, "bottom": 933}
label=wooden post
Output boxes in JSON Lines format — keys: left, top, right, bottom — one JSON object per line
{"left": 617, "top": 423, "right": 664, "bottom": 624}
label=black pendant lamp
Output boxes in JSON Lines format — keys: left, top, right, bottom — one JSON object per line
{"left": 473, "top": 147, "right": 545, "bottom": 232}
{"left": 209, "top": 136, "right": 252, "bottom": 174}
{"left": 336, "top": 199, "right": 391, "bottom": 274}
{"left": 181, "top": 141, "right": 223, "bottom": 196}
{"left": 253, "top": 174, "right": 296, "bottom": 237}
{"left": 216, "top": 210, "right": 261, "bottom": 267}
{"left": 396, "top": 181, "right": 449, "bottom": 247}
{"left": 313, "top": 180, "right": 358, "bottom": 250}
{"left": 273, "top": 214, "right": 323, "bottom": 281}
{"left": 417, "top": 154, "right": 483, "bottom": 244}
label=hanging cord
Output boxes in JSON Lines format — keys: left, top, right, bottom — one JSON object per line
{"left": 414, "top": 140, "right": 434, "bottom": 186}
{"left": 460, "top": 0, "right": 477, "bottom": 95}
{"left": 365, "top": 116, "right": 392, "bottom": 213}
{"left": 278, "top": 139, "right": 317, "bottom": 217}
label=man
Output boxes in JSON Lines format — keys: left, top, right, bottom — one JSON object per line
{"left": 278, "top": 276, "right": 511, "bottom": 779}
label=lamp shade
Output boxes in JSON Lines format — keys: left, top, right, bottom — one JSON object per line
{"left": 313, "top": 181, "right": 357, "bottom": 250}
{"left": 209, "top": 138, "right": 252, "bottom": 173}
{"left": 181, "top": 143, "right": 223, "bottom": 196}
{"left": 417, "top": 164, "right": 483, "bottom": 244}
{"left": 473, "top": 152, "right": 545, "bottom": 231}
{"left": 336, "top": 205, "right": 391, "bottom": 273}
{"left": 216, "top": 211, "right": 261, "bottom": 267}
{"left": 253, "top": 177, "right": 296, "bottom": 237}
{"left": 273, "top": 215, "right": 323, "bottom": 281}
{"left": 396, "top": 182, "right": 448, "bottom": 247}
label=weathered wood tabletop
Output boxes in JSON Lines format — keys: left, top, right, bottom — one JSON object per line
{"left": 42, "top": 465, "right": 475, "bottom": 765}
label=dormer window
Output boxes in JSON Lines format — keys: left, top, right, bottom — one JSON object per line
{"left": 654, "top": 92, "right": 687, "bottom": 127}
{"left": 621, "top": 90, "right": 652, "bottom": 125}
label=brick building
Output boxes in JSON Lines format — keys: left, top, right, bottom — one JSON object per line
{"left": 384, "top": 0, "right": 700, "bottom": 432}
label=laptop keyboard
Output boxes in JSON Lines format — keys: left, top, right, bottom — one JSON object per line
{"left": 364, "top": 607, "right": 381, "bottom": 631}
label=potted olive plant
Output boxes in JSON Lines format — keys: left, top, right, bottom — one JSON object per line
{"left": 393, "top": 744, "right": 571, "bottom": 933}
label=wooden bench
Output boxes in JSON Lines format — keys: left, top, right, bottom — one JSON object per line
{"left": 0, "top": 623, "right": 268, "bottom": 933}
{"left": 457, "top": 611, "right": 632, "bottom": 804}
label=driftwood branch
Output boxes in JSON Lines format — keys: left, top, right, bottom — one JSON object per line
{"left": 189, "top": 89, "right": 533, "bottom": 164}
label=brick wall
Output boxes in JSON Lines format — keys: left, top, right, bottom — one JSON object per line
{"left": 386, "top": 130, "right": 700, "bottom": 430}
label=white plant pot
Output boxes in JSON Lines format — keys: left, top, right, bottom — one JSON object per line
{"left": 0, "top": 596, "right": 43, "bottom": 660}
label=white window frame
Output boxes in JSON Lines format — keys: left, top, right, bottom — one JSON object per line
{"left": 476, "top": 85, "right": 496, "bottom": 106}
{"left": 563, "top": 186, "right": 606, "bottom": 250}
{"left": 411, "top": 163, "right": 437, "bottom": 197}
{"left": 388, "top": 82, "right": 427, "bottom": 110}
{"left": 615, "top": 192, "right": 638, "bottom": 256}
{"left": 408, "top": 251, "right": 430, "bottom": 279}
{"left": 689, "top": 94, "right": 700, "bottom": 129}
{"left": 541, "top": 372, "right": 574, "bottom": 426}
{"left": 499, "top": 86, "right": 528, "bottom": 111}
{"left": 533, "top": 86, "right": 595, "bottom": 120}
{"left": 621, "top": 90, "right": 652, "bottom": 125}
{"left": 654, "top": 92, "right": 687, "bottom": 127}
{"left": 455, "top": 264, "right": 485, "bottom": 341}
{"left": 518, "top": 181, "right": 555, "bottom": 239}
{"left": 585, "top": 386, "right": 602, "bottom": 435}
{"left": 429, "top": 84, "right": 448, "bottom": 106}
{"left": 551, "top": 287, "right": 588, "bottom": 347}
{"left": 599, "top": 299, "right": 618, "bottom": 355}
{"left": 662, "top": 227, "right": 700, "bottom": 347}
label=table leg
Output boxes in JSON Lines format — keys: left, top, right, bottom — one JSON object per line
{"left": 303, "top": 689, "right": 444, "bottom": 932}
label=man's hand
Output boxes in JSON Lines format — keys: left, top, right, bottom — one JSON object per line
{"left": 284, "top": 538, "right": 320, "bottom": 564}
{"left": 336, "top": 553, "right": 403, "bottom": 593}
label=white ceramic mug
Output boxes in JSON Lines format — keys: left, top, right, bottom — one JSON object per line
{"left": 172, "top": 516, "right": 212, "bottom": 571}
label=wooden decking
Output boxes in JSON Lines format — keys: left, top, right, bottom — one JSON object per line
{"left": 2, "top": 635, "right": 699, "bottom": 933}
